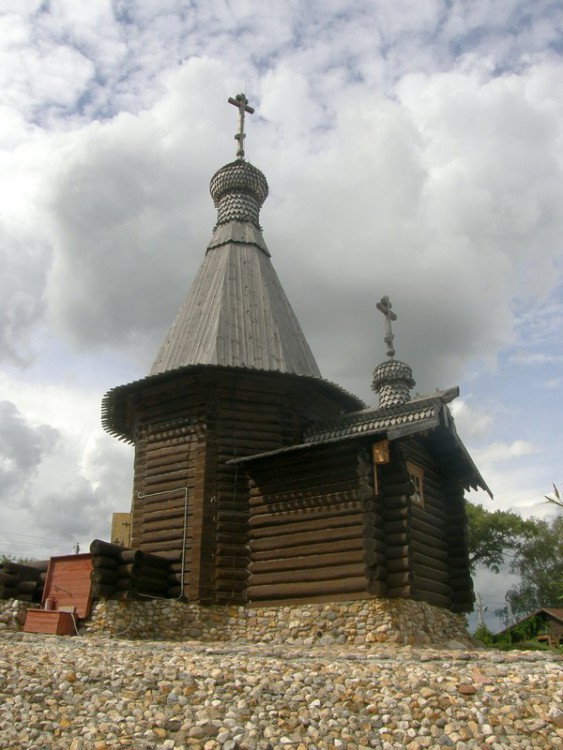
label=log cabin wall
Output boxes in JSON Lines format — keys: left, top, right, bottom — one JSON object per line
{"left": 129, "top": 368, "right": 358, "bottom": 603}
{"left": 245, "top": 442, "right": 378, "bottom": 604}
{"left": 391, "top": 438, "right": 474, "bottom": 612}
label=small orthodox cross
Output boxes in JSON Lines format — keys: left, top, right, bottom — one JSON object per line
{"left": 228, "top": 93, "right": 254, "bottom": 160}
{"left": 376, "top": 295, "right": 397, "bottom": 358}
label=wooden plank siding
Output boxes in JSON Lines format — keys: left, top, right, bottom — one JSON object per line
{"left": 128, "top": 369, "right": 358, "bottom": 603}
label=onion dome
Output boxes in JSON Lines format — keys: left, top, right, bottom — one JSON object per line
{"left": 372, "top": 359, "right": 416, "bottom": 409}
{"left": 372, "top": 295, "right": 416, "bottom": 408}
{"left": 210, "top": 160, "right": 268, "bottom": 228}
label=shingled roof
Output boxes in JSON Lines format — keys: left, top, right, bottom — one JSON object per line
{"left": 150, "top": 158, "right": 321, "bottom": 378}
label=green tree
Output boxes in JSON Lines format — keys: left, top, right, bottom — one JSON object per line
{"left": 465, "top": 502, "right": 537, "bottom": 573}
{"left": 496, "top": 515, "right": 563, "bottom": 624}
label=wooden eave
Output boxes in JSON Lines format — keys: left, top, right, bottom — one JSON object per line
{"left": 229, "top": 392, "right": 492, "bottom": 498}
{"left": 101, "top": 364, "right": 365, "bottom": 443}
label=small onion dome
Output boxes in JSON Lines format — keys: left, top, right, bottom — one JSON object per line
{"left": 372, "top": 359, "right": 416, "bottom": 409}
{"left": 210, "top": 159, "right": 269, "bottom": 228}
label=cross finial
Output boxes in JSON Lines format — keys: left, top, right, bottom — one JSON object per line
{"left": 376, "top": 295, "right": 397, "bottom": 358}
{"left": 228, "top": 93, "right": 255, "bottom": 160}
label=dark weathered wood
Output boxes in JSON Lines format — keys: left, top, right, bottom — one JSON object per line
{"left": 386, "top": 585, "right": 410, "bottom": 598}
{"left": 1, "top": 562, "right": 41, "bottom": 580}
{"left": 414, "top": 575, "right": 452, "bottom": 598}
{"left": 387, "top": 571, "right": 411, "bottom": 588}
{"left": 248, "top": 512, "right": 365, "bottom": 540}
{"left": 90, "top": 539, "right": 124, "bottom": 557}
{"left": 248, "top": 525, "right": 363, "bottom": 553}
{"left": 0, "top": 572, "right": 18, "bottom": 586}
{"left": 247, "top": 576, "right": 368, "bottom": 600}
{"left": 248, "top": 549, "right": 367, "bottom": 575}
{"left": 91, "top": 556, "right": 119, "bottom": 570}
{"left": 15, "top": 580, "right": 37, "bottom": 594}
{"left": 90, "top": 569, "right": 118, "bottom": 585}
{"left": 91, "top": 583, "right": 116, "bottom": 598}
{"left": 249, "top": 562, "right": 366, "bottom": 587}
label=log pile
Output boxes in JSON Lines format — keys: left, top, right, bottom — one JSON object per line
{"left": 89, "top": 540, "right": 181, "bottom": 600}
{"left": 0, "top": 560, "right": 48, "bottom": 602}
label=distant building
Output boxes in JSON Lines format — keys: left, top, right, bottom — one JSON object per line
{"left": 102, "top": 95, "right": 489, "bottom": 613}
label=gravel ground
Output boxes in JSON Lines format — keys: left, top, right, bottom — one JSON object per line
{"left": 0, "top": 632, "right": 561, "bottom": 750}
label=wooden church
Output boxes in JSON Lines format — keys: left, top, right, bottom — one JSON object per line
{"left": 102, "top": 94, "right": 490, "bottom": 614}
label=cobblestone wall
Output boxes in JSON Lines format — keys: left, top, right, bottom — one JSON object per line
{"left": 82, "top": 597, "right": 472, "bottom": 646}
{"left": 0, "top": 599, "right": 36, "bottom": 631}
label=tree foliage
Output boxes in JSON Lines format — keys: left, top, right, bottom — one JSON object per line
{"left": 465, "top": 502, "right": 537, "bottom": 574}
{"left": 496, "top": 515, "right": 563, "bottom": 624}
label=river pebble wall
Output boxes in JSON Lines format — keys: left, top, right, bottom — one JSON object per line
{"left": 1, "top": 632, "right": 561, "bottom": 750}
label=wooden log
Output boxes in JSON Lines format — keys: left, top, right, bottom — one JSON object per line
{"left": 90, "top": 569, "right": 119, "bottom": 585}
{"left": 248, "top": 512, "right": 365, "bottom": 540}
{"left": 248, "top": 549, "right": 366, "bottom": 575}
{"left": 367, "top": 579, "right": 387, "bottom": 596}
{"left": 249, "top": 503, "right": 366, "bottom": 528}
{"left": 382, "top": 505, "right": 409, "bottom": 520}
{"left": 1, "top": 562, "right": 41, "bottom": 580}
{"left": 414, "top": 575, "right": 452, "bottom": 598}
{"left": 119, "top": 549, "right": 146, "bottom": 564}
{"left": 27, "top": 560, "right": 49, "bottom": 572}
{"left": 386, "top": 585, "right": 410, "bottom": 598}
{"left": 364, "top": 549, "right": 387, "bottom": 567}
{"left": 215, "top": 579, "right": 247, "bottom": 593}
{"left": 385, "top": 544, "right": 409, "bottom": 559}
{"left": 138, "top": 552, "right": 174, "bottom": 571}
{"left": 248, "top": 526, "right": 363, "bottom": 553}
{"left": 91, "top": 583, "right": 116, "bottom": 598}
{"left": 387, "top": 571, "right": 411, "bottom": 588}
{"left": 386, "top": 557, "right": 409, "bottom": 574}
{"left": 14, "top": 580, "right": 37, "bottom": 594}
{"left": 135, "top": 573, "right": 170, "bottom": 590}
{"left": 12, "top": 593, "right": 33, "bottom": 602}
{"left": 90, "top": 539, "right": 124, "bottom": 557}
{"left": 247, "top": 576, "right": 368, "bottom": 601}
{"left": 167, "top": 586, "right": 182, "bottom": 598}
{"left": 411, "top": 532, "right": 450, "bottom": 565}
{"left": 0, "top": 586, "right": 16, "bottom": 598}
{"left": 0, "top": 572, "right": 18, "bottom": 586}
{"left": 415, "top": 590, "right": 452, "bottom": 609}
{"left": 410, "top": 516, "right": 448, "bottom": 544}
{"left": 215, "top": 568, "right": 248, "bottom": 582}
{"left": 412, "top": 562, "right": 450, "bottom": 585}
{"left": 248, "top": 562, "right": 366, "bottom": 587}
{"left": 385, "top": 533, "right": 408, "bottom": 547}
{"left": 115, "top": 564, "right": 137, "bottom": 578}
{"left": 251, "top": 537, "right": 364, "bottom": 562}
{"left": 382, "top": 482, "right": 412, "bottom": 497}
{"left": 92, "top": 556, "right": 119, "bottom": 570}
{"left": 115, "top": 579, "right": 134, "bottom": 591}
{"left": 216, "top": 556, "right": 250, "bottom": 570}
{"left": 384, "top": 520, "right": 408, "bottom": 535}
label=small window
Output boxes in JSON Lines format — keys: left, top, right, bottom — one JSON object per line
{"left": 406, "top": 461, "right": 424, "bottom": 506}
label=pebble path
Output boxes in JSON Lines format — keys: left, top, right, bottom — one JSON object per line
{"left": 0, "top": 632, "right": 561, "bottom": 750}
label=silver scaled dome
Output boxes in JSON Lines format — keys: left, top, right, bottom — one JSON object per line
{"left": 372, "top": 359, "right": 416, "bottom": 409}
{"left": 210, "top": 159, "right": 269, "bottom": 228}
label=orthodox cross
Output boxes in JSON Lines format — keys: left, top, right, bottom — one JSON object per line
{"left": 376, "top": 295, "right": 397, "bottom": 358}
{"left": 228, "top": 93, "right": 254, "bottom": 160}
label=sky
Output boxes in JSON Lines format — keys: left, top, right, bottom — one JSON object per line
{"left": 1, "top": 0, "right": 562, "bottom": 629}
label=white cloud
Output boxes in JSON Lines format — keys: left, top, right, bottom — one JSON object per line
{"left": 1, "top": 0, "right": 563, "bottom": 562}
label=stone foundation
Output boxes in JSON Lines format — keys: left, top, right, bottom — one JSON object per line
{"left": 0, "top": 599, "right": 37, "bottom": 631}
{"left": 81, "top": 597, "right": 472, "bottom": 646}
